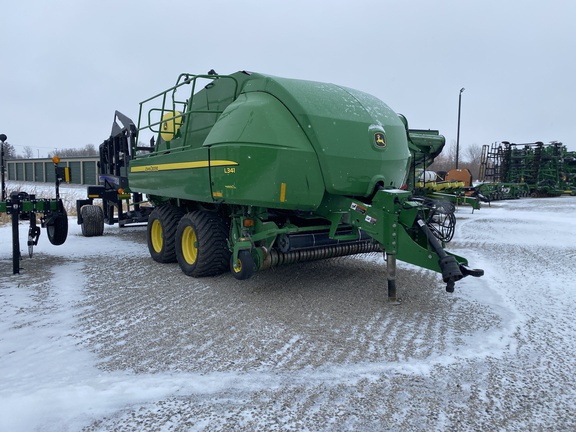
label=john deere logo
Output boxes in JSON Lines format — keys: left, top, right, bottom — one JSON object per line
{"left": 374, "top": 132, "right": 387, "bottom": 148}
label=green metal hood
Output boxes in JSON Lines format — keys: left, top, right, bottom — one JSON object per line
{"left": 238, "top": 74, "right": 412, "bottom": 196}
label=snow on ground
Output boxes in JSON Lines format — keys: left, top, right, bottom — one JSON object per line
{"left": 1, "top": 182, "right": 576, "bottom": 431}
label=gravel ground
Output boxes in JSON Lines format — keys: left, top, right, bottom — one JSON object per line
{"left": 2, "top": 196, "right": 576, "bottom": 431}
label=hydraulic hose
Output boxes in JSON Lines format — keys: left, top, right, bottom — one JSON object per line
{"left": 416, "top": 216, "right": 463, "bottom": 292}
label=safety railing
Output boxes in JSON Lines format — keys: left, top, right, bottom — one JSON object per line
{"left": 135, "top": 73, "right": 240, "bottom": 156}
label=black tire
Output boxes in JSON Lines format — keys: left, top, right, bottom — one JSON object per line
{"left": 47, "top": 211, "right": 68, "bottom": 246}
{"left": 80, "top": 205, "right": 104, "bottom": 237}
{"left": 230, "top": 250, "right": 256, "bottom": 280}
{"left": 147, "top": 204, "right": 185, "bottom": 263}
{"left": 175, "top": 211, "right": 231, "bottom": 277}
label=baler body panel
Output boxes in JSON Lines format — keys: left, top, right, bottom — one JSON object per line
{"left": 129, "top": 147, "right": 213, "bottom": 202}
{"left": 207, "top": 91, "right": 325, "bottom": 209}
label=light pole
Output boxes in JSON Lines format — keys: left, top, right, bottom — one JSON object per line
{"left": 0, "top": 133, "right": 6, "bottom": 201}
{"left": 456, "top": 87, "right": 465, "bottom": 169}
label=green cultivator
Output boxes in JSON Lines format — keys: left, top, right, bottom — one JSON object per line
{"left": 480, "top": 141, "right": 576, "bottom": 197}
{"left": 1, "top": 134, "right": 68, "bottom": 273}
{"left": 78, "top": 71, "right": 483, "bottom": 299}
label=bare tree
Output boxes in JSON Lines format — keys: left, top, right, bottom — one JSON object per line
{"left": 464, "top": 143, "right": 482, "bottom": 164}
{"left": 48, "top": 144, "right": 99, "bottom": 158}
{"left": 22, "top": 146, "right": 35, "bottom": 159}
{"left": 85, "top": 143, "right": 98, "bottom": 156}
{"left": 428, "top": 139, "right": 456, "bottom": 175}
{"left": 427, "top": 141, "right": 483, "bottom": 182}
{"left": 463, "top": 143, "right": 483, "bottom": 180}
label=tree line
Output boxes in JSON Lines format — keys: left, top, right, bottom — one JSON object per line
{"left": 428, "top": 141, "right": 483, "bottom": 181}
{"left": 1, "top": 143, "right": 98, "bottom": 160}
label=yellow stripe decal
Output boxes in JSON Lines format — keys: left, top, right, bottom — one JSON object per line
{"left": 280, "top": 182, "right": 287, "bottom": 202}
{"left": 130, "top": 160, "right": 238, "bottom": 173}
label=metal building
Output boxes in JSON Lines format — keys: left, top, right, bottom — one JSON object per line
{"left": 6, "top": 157, "right": 99, "bottom": 185}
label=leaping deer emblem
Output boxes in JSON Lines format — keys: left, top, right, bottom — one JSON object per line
{"left": 374, "top": 133, "right": 386, "bottom": 148}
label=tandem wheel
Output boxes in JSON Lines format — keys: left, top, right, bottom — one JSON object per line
{"left": 230, "top": 250, "right": 255, "bottom": 280}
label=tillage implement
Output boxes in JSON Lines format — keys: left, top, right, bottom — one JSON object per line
{"left": 1, "top": 134, "right": 69, "bottom": 274}
{"left": 76, "top": 71, "right": 483, "bottom": 299}
{"left": 479, "top": 141, "right": 576, "bottom": 198}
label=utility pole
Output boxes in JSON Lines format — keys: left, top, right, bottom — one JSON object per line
{"left": 456, "top": 88, "right": 465, "bottom": 169}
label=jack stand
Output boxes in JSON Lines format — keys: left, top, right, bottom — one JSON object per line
{"left": 386, "top": 253, "right": 400, "bottom": 304}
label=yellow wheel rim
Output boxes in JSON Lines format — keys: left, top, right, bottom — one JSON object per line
{"left": 151, "top": 219, "right": 163, "bottom": 253}
{"left": 233, "top": 257, "right": 242, "bottom": 273}
{"left": 182, "top": 225, "right": 198, "bottom": 265}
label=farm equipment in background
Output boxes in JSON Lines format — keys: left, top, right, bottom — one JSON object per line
{"left": 75, "top": 111, "right": 153, "bottom": 237}
{"left": 77, "top": 71, "right": 483, "bottom": 300}
{"left": 479, "top": 141, "right": 575, "bottom": 197}
{"left": 410, "top": 167, "right": 482, "bottom": 210}
{"left": 472, "top": 182, "right": 530, "bottom": 201}
{"left": 0, "top": 134, "right": 69, "bottom": 274}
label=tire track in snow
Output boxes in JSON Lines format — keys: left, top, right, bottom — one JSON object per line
{"left": 75, "top": 251, "right": 500, "bottom": 377}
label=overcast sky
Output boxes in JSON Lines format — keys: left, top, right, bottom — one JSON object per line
{"left": 1, "top": 0, "right": 575, "bottom": 158}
